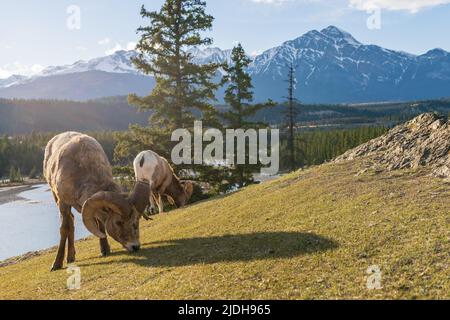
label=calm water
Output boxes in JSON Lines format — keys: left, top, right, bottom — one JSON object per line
{"left": 0, "top": 185, "right": 90, "bottom": 261}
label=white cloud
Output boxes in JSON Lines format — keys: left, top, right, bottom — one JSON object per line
{"left": 105, "top": 42, "right": 136, "bottom": 55}
{"left": 105, "top": 43, "right": 123, "bottom": 55}
{"left": 349, "top": 0, "right": 450, "bottom": 13}
{"left": 0, "top": 62, "right": 45, "bottom": 79}
{"left": 98, "top": 37, "right": 111, "bottom": 45}
{"left": 0, "top": 69, "right": 11, "bottom": 79}
{"left": 126, "top": 42, "right": 137, "bottom": 50}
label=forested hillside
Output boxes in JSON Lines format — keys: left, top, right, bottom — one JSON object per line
{"left": 0, "top": 98, "right": 150, "bottom": 135}
{"left": 1, "top": 97, "right": 448, "bottom": 135}
{"left": 0, "top": 132, "right": 116, "bottom": 179}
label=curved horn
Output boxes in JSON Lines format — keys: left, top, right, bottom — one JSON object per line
{"left": 128, "top": 181, "right": 150, "bottom": 214}
{"left": 82, "top": 192, "right": 131, "bottom": 238}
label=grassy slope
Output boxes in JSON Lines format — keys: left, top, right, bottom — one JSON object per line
{"left": 0, "top": 161, "right": 448, "bottom": 300}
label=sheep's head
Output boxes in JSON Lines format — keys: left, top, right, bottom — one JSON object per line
{"left": 180, "top": 180, "right": 194, "bottom": 206}
{"left": 81, "top": 182, "right": 150, "bottom": 253}
{"left": 168, "top": 180, "right": 194, "bottom": 208}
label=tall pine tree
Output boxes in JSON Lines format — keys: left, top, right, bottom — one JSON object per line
{"left": 128, "top": 0, "right": 220, "bottom": 130}
{"left": 220, "top": 43, "right": 274, "bottom": 187}
{"left": 116, "top": 0, "right": 220, "bottom": 164}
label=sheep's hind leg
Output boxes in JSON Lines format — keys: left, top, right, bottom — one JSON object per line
{"left": 149, "top": 191, "right": 158, "bottom": 215}
{"left": 156, "top": 193, "right": 164, "bottom": 213}
{"left": 98, "top": 221, "right": 110, "bottom": 257}
{"left": 51, "top": 203, "right": 71, "bottom": 271}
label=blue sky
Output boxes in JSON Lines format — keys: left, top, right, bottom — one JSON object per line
{"left": 0, "top": 0, "right": 449, "bottom": 78}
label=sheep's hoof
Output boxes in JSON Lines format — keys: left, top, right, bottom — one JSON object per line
{"left": 101, "top": 247, "right": 111, "bottom": 257}
{"left": 67, "top": 257, "right": 76, "bottom": 264}
{"left": 50, "top": 264, "right": 63, "bottom": 272}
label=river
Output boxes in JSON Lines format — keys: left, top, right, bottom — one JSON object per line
{"left": 0, "top": 184, "right": 90, "bottom": 262}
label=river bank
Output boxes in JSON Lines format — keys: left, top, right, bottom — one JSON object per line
{"left": 0, "top": 184, "right": 40, "bottom": 205}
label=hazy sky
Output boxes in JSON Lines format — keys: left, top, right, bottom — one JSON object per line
{"left": 0, "top": 0, "right": 449, "bottom": 78}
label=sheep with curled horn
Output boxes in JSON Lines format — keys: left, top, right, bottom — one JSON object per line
{"left": 44, "top": 132, "right": 150, "bottom": 271}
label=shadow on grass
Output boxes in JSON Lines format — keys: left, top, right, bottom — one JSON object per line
{"left": 80, "top": 232, "right": 338, "bottom": 268}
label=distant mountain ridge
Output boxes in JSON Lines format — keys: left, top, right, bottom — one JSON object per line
{"left": 1, "top": 26, "right": 449, "bottom": 103}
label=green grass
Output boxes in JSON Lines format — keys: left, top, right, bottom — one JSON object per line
{"left": 0, "top": 161, "right": 448, "bottom": 299}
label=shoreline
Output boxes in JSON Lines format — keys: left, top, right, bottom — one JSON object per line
{"left": 0, "top": 183, "right": 43, "bottom": 206}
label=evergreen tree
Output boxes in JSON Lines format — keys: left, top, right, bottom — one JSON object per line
{"left": 9, "top": 166, "right": 17, "bottom": 183}
{"left": 128, "top": 0, "right": 220, "bottom": 130}
{"left": 28, "top": 166, "right": 37, "bottom": 179}
{"left": 115, "top": 0, "right": 223, "bottom": 196}
{"left": 220, "top": 43, "right": 274, "bottom": 187}
{"left": 283, "top": 64, "right": 300, "bottom": 171}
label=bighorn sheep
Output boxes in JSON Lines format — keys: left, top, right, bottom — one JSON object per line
{"left": 44, "top": 132, "right": 149, "bottom": 271}
{"left": 133, "top": 150, "right": 193, "bottom": 215}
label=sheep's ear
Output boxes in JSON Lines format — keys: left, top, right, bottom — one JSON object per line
{"left": 183, "top": 181, "right": 194, "bottom": 199}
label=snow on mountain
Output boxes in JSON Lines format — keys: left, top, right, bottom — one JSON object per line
{"left": 37, "top": 50, "right": 140, "bottom": 78}
{"left": 1, "top": 26, "right": 449, "bottom": 103}
{"left": 188, "top": 47, "right": 233, "bottom": 65}
{"left": 0, "top": 48, "right": 232, "bottom": 89}
{"left": 246, "top": 26, "right": 450, "bottom": 102}
{"left": 0, "top": 74, "right": 28, "bottom": 88}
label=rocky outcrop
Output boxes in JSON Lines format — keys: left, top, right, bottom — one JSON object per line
{"left": 335, "top": 113, "right": 450, "bottom": 178}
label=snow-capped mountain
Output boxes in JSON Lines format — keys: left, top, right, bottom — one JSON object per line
{"left": 188, "top": 47, "right": 233, "bottom": 65}
{"left": 37, "top": 50, "right": 140, "bottom": 78}
{"left": 0, "top": 74, "right": 28, "bottom": 88}
{"left": 247, "top": 26, "right": 450, "bottom": 103}
{"left": 1, "top": 26, "right": 449, "bottom": 103}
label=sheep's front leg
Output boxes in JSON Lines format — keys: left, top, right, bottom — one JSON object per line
{"left": 98, "top": 221, "right": 110, "bottom": 257}
{"left": 66, "top": 210, "right": 76, "bottom": 264}
{"left": 51, "top": 203, "right": 71, "bottom": 271}
{"left": 149, "top": 191, "right": 158, "bottom": 214}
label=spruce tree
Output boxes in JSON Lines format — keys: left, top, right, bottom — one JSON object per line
{"left": 128, "top": 0, "right": 220, "bottom": 130}
{"left": 220, "top": 43, "right": 274, "bottom": 188}
{"left": 283, "top": 64, "right": 300, "bottom": 171}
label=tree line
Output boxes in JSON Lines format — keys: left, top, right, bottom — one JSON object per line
{"left": 0, "top": 132, "right": 116, "bottom": 181}
{"left": 279, "top": 126, "right": 387, "bottom": 170}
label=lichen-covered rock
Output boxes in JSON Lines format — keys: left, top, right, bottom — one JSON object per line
{"left": 335, "top": 113, "right": 450, "bottom": 178}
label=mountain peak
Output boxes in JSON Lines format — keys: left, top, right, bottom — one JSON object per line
{"left": 423, "top": 48, "right": 449, "bottom": 57}
{"left": 320, "top": 25, "right": 361, "bottom": 45}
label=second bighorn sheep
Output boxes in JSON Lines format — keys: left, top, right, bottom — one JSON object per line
{"left": 133, "top": 150, "right": 194, "bottom": 214}
{"left": 44, "top": 132, "right": 149, "bottom": 271}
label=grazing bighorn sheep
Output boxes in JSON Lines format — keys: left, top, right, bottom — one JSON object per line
{"left": 44, "top": 132, "right": 149, "bottom": 271}
{"left": 133, "top": 150, "right": 193, "bottom": 214}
